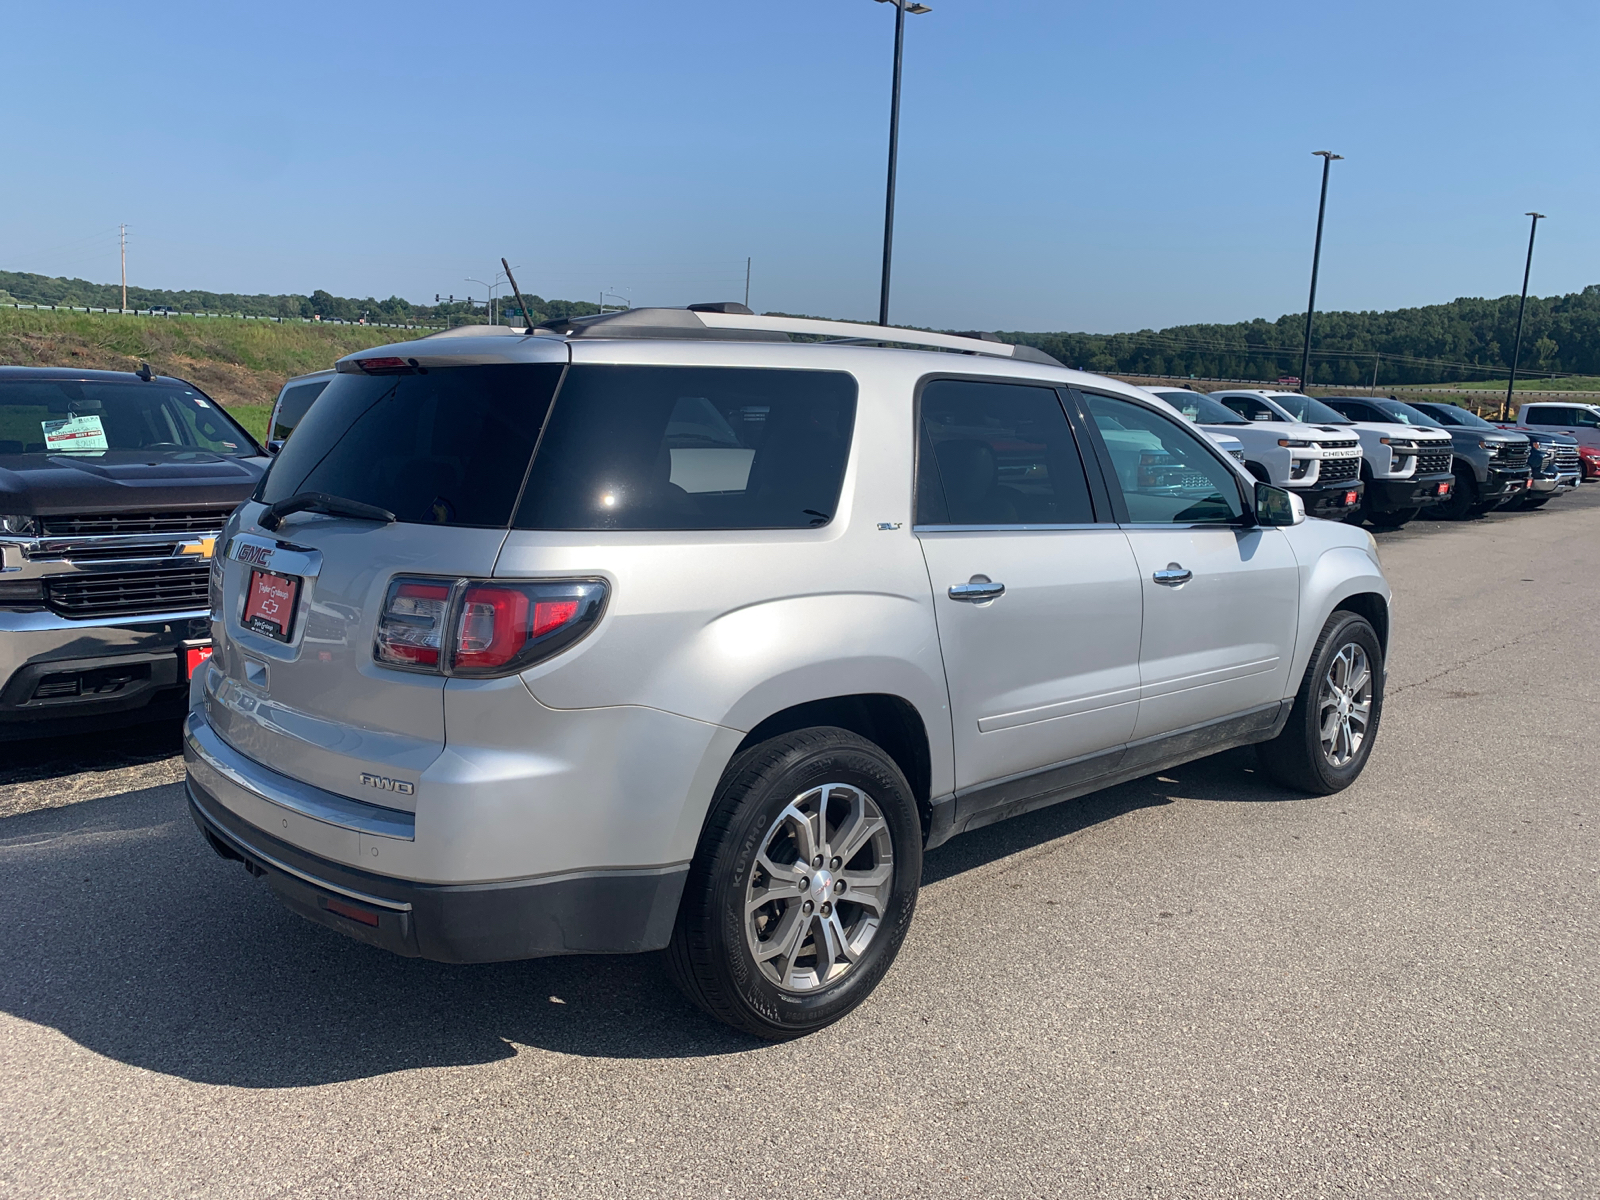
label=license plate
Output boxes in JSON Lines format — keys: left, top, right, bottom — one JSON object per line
{"left": 1345, "top": 490, "right": 1359, "bottom": 505}
{"left": 1437, "top": 482, "right": 1450, "bottom": 495}
{"left": 244, "top": 569, "right": 301, "bottom": 642}
{"left": 185, "top": 645, "right": 213, "bottom": 679}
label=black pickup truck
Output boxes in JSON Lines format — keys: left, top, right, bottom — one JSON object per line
{"left": 0, "top": 366, "right": 266, "bottom": 739}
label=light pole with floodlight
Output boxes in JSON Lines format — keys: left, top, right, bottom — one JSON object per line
{"left": 873, "top": 0, "right": 931, "bottom": 328}
{"left": 1501, "top": 212, "right": 1545, "bottom": 421}
{"left": 1299, "top": 150, "right": 1342, "bottom": 391}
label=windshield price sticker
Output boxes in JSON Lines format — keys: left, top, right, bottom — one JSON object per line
{"left": 243, "top": 569, "right": 300, "bottom": 642}
{"left": 41, "top": 414, "right": 110, "bottom": 452}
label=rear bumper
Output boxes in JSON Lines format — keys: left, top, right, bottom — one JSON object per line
{"left": 0, "top": 607, "right": 210, "bottom": 738}
{"left": 1292, "top": 477, "right": 1364, "bottom": 519}
{"left": 184, "top": 713, "right": 688, "bottom": 963}
{"left": 1364, "top": 471, "right": 1454, "bottom": 513}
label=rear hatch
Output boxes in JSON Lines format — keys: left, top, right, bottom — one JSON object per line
{"left": 205, "top": 343, "right": 567, "bottom": 802}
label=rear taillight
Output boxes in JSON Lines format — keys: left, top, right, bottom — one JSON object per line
{"left": 374, "top": 576, "right": 606, "bottom": 677}
{"left": 374, "top": 580, "right": 452, "bottom": 669}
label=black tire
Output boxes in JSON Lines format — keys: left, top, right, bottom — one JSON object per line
{"left": 1257, "top": 611, "right": 1384, "bottom": 795}
{"left": 1370, "top": 506, "right": 1419, "bottom": 530}
{"left": 1435, "top": 466, "right": 1478, "bottom": 520}
{"left": 666, "top": 727, "right": 922, "bottom": 1040}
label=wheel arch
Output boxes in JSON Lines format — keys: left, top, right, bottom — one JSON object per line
{"left": 1332, "top": 591, "right": 1390, "bottom": 659}
{"left": 732, "top": 693, "right": 935, "bottom": 837}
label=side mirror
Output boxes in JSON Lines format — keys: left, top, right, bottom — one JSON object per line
{"left": 1255, "top": 482, "right": 1305, "bottom": 526}
{"left": 265, "top": 439, "right": 283, "bottom": 455}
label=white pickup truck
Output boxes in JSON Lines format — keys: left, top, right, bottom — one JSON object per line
{"left": 1142, "top": 387, "right": 1364, "bottom": 520}
{"left": 1516, "top": 402, "right": 1600, "bottom": 480}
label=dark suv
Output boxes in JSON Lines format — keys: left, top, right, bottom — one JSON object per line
{"left": 0, "top": 367, "right": 265, "bottom": 738}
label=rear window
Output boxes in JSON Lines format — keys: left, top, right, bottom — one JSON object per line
{"left": 514, "top": 365, "right": 856, "bottom": 530}
{"left": 258, "top": 364, "right": 563, "bottom": 527}
{"left": 270, "top": 379, "right": 330, "bottom": 441}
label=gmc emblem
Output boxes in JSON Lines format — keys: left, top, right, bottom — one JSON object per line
{"left": 237, "top": 543, "right": 272, "bottom": 567}
{"left": 360, "top": 772, "right": 416, "bottom": 796}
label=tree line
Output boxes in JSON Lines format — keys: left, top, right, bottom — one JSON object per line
{"left": 3, "top": 268, "right": 1597, "bottom": 383}
{"left": 1004, "top": 286, "right": 1600, "bottom": 385}
{"left": 0, "top": 270, "right": 603, "bottom": 328}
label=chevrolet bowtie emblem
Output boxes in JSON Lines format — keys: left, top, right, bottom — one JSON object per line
{"left": 178, "top": 536, "right": 217, "bottom": 559}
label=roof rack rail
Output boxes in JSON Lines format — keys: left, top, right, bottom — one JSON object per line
{"left": 533, "top": 307, "right": 1062, "bottom": 365}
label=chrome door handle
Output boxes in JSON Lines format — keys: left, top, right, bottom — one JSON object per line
{"left": 948, "top": 576, "right": 1005, "bottom": 602}
{"left": 1152, "top": 563, "right": 1192, "bottom": 587}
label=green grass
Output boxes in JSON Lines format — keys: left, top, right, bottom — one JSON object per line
{"left": 228, "top": 404, "right": 273, "bottom": 442}
{"left": 1417, "top": 375, "right": 1600, "bottom": 392}
{"left": 0, "top": 307, "right": 431, "bottom": 408}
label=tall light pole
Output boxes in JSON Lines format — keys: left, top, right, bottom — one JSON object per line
{"left": 873, "top": 0, "right": 931, "bottom": 328}
{"left": 1299, "top": 150, "right": 1343, "bottom": 391}
{"left": 1501, "top": 212, "right": 1545, "bottom": 421}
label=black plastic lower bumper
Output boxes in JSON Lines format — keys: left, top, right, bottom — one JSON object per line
{"left": 1364, "top": 471, "right": 1455, "bottom": 514}
{"left": 188, "top": 777, "right": 688, "bottom": 964}
{"left": 1294, "top": 477, "right": 1364, "bottom": 519}
{"left": 0, "top": 648, "right": 196, "bottom": 740}
{"left": 1482, "top": 467, "right": 1533, "bottom": 503}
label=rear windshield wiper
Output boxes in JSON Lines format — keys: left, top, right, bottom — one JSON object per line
{"left": 259, "top": 491, "right": 396, "bottom": 531}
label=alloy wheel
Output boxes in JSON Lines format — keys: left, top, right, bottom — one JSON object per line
{"left": 744, "top": 783, "right": 895, "bottom": 993}
{"left": 1318, "top": 642, "right": 1373, "bottom": 768}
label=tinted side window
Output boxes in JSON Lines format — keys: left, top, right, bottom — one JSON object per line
{"left": 1575, "top": 408, "right": 1600, "bottom": 428}
{"left": 1221, "top": 396, "right": 1283, "bottom": 422}
{"left": 271, "top": 380, "right": 329, "bottom": 441}
{"left": 514, "top": 366, "right": 856, "bottom": 531}
{"left": 1082, "top": 393, "right": 1244, "bottom": 525}
{"left": 915, "top": 380, "right": 1094, "bottom": 526}
{"left": 259, "top": 364, "right": 562, "bottom": 527}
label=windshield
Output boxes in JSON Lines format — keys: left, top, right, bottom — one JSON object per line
{"left": 1268, "top": 393, "right": 1353, "bottom": 425}
{"left": 1156, "top": 392, "right": 1249, "bottom": 425}
{"left": 1371, "top": 399, "right": 1443, "bottom": 427}
{"left": 1418, "top": 403, "right": 1494, "bottom": 429}
{"left": 0, "top": 378, "right": 257, "bottom": 457}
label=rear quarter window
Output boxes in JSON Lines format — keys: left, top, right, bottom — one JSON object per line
{"left": 513, "top": 365, "right": 856, "bottom": 530}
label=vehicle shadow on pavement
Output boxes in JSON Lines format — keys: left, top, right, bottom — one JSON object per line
{"left": 0, "top": 748, "right": 1305, "bottom": 1087}
{"left": 921, "top": 745, "right": 1303, "bottom": 886}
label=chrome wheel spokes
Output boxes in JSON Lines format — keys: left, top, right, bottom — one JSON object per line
{"left": 744, "top": 783, "right": 894, "bottom": 993}
{"left": 1318, "top": 642, "right": 1373, "bottom": 768}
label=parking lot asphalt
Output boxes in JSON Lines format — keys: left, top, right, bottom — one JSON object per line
{"left": 2, "top": 490, "right": 1596, "bottom": 1199}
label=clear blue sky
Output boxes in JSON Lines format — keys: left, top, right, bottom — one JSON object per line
{"left": 3, "top": 0, "right": 1595, "bottom": 332}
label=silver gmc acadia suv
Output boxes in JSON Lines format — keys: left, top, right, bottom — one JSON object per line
{"left": 185, "top": 306, "right": 1392, "bottom": 1038}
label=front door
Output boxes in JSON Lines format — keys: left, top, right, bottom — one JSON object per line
{"left": 914, "top": 379, "right": 1144, "bottom": 802}
{"left": 1075, "top": 391, "right": 1300, "bottom": 741}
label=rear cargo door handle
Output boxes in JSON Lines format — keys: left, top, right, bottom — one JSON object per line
{"left": 949, "top": 576, "right": 1005, "bottom": 603}
{"left": 1152, "top": 563, "right": 1193, "bottom": 587}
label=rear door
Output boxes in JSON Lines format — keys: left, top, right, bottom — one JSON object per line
{"left": 1074, "top": 390, "right": 1300, "bottom": 743}
{"left": 206, "top": 356, "right": 565, "bottom": 802}
{"left": 914, "top": 378, "right": 1143, "bottom": 810}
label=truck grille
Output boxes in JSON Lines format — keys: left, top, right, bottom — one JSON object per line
{"left": 1415, "top": 445, "right": 1453, "bottom": 474}
{"left": 1549, "top": 444, "right": 1580, "bottom": 473}
{"left": 39, "top": 508, "right": 237, "bottom": 537}
{"left": 1494, "top": 443, "right": 1530, "bottom": 469}
{"left": 1318, "top": 456, "right": 1360, "bottom": 484}
{"left": 43, "top": 564, "right": 212, "bottom": 619}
